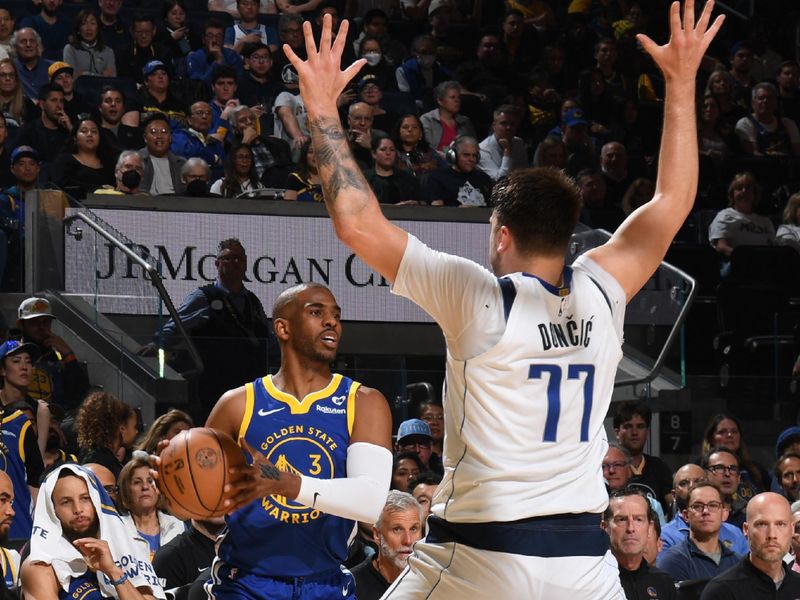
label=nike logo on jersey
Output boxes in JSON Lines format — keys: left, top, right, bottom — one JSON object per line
{"left": 313, "top": 492, "right": 320, "bottom": 507}
{"left": 258, "top": 407, "right": 285, "bottom": 417}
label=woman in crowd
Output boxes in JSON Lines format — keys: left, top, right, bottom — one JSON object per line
{"left": 532, "top": 135, "right": 566, "bottom": 169}
{"left": 210, "top": 143, "right": 260, "bottom": 198}
{"left": 777, "top": 193, "right": 800, "bottom": 254}
{"left": 357, "top": 36, "right": 397, "bottom": 92}
{"left": 420, "top": 81, "right": 476, "bottom": 152}
{"left": 284, "top": 140, "right": 322, "bottom": 202}
{"left": 708, "top": 172, "right": 775, "bottom": 259}
{"left": 156, "top": 0, "right": 194, "bottom": 69}
{"left": 0, "top": 59, "right": 36, "bottom": 143}
{"left": 392, "top": 114, "right": 444, "bottom": 178}
{"left": 391, "top": 451, "right": 424, "bottom": 492}
{"left": 118, "top": 455, "right": 184, "bottom": 560}
{"left": 364, "top": 136, "right": 421, "bottom": 205}
{"left": 418, "top": 400, "right": 444, "bottom": 459}
{"left": 75, "top": 391, "right": 138, "bottom": 479}
{"left": 63, "top": 9, "right": 116, "bottom": 77}
{"left": 0, "top": 340, "right": 50, "bottom": 457}
{"left": 135, "top": 408, "right": 193, "bottom": 455}
{"left": 50, "top": 115, "right": 114, "bottom": 199}
{"left": 698, "top": 94, "right": 734, "bottom": 162}
{"left": 701, "top": 413, "right": 769, "bottom": 501}
{"left": 704, "top": 69, "right": 746, "bottom": 142}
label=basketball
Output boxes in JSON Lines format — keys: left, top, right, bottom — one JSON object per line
{"left": 157, "top": 427, "right": 247, "bottom": 520}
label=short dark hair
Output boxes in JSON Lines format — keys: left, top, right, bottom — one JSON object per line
{"left": 131, "top": 12, "right": 156, "bottom": 27}
{"left": 38, "top": 82, "right": 65, "bottom": 101}
{"left": 363, "top": 8, "right": 388, "bottom": 25}
{"left": 686, "top": 480, "right": 723, "bottom": 505}
{"left": 211, "top": 64, "right": 237, "bottom": 85}
{"left": 613, "top": 401, "right": 652, "bottom": 429}
{"left": 242, "top": 42, "right": 271, "bottom": 59}
{"left": 203, "top": 17, "right": 225, "bottom": 34}
{"left": 702, "top": 446, "right": 739, "bottom": 469}
{"left": 775, "top": 452, "right": 800, "bottom": 479}
{"left": 98, "top": 84, "right": 124, "bottom": 106}
{"left": 408, "top": 470, "right": 442, "bottom": 495}
{"left": 141, "top": 111, "right": 170, "bottom": 130}
{"left": 491, "top": 169, "right": 581, "bottom": 256}
{"left": 217, "top": 238, "right": 244, "bottom": 257}
{"left": 603, "top": 488, "right": 651, "bottom": 522}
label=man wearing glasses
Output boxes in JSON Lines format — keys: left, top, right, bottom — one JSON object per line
{"left": 237, "top": 42, "right": 286, "bottom": 136}
{"left": 656, "top": 481, "right": 742, "bottom": 582}
{"left": 704, "top": 447, "right": 747, "bottom": 530}
{"left": 395, "top": 419, "right": 441, "bottom": 474}
{"left": 138, "top": 112, "right": 185, "bottom": 195}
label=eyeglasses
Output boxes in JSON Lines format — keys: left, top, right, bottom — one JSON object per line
{"left": 707, "top": 464, "right": 739, "bottom": 475}
{"left": 147, "top": 127, "right": 169, "bottom": 135}
{"left": 602, "top": 461, "right": 627, "bottom": 470}
{"left": 400, "top": 441, "right": 431, "bottom": 450}
{"left": 104, "top": 484, "right": 120, "bottom": 496}
{"left": 0, "top": 72, "right": 16, "bottom": 79}
{"left": 688, "top": 501, "right": 723, "bottom": 513}
{"left": 423, "top": 415, "right": 444, "bottom": 422}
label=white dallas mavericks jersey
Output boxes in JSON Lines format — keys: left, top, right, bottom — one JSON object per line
{"left": 393, "top": 235, "right": 625, "bottom": 523}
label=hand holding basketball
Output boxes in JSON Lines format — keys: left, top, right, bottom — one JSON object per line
{"left": 223, "top": 438, "right": 301, "bottom": 513}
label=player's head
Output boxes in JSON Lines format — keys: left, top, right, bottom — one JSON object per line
{"left": 0, "top": 471, "right": 15, "bottom": 543}
{"left": 372, "top": 490, "right": 423, "bottom": 571}
{"left": 52, "top": 468, "right": 100, "bottom": 543}
{"left": 489, "top": 168, "right": 581, "bottom": 275}
{"left": 602, "top": 489, "right": 652, "bottom": 562}
{"left": 273, "top": 283, "right": 341, "bottom": 363}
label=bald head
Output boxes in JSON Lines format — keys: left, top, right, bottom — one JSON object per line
{"left": 746, "top": 492, "right": 791, "bottom": 522}
{"left": 272, "top": 283, "right": 330, "bottom": 320}
{"left": 744, "top": 492, "right": 793, "bottom": 574}
{"left": 673, "top": 464, "right": 706, "bottom": 507}
{"left": 84, "top": 463, "right": 117, "bottom": 491}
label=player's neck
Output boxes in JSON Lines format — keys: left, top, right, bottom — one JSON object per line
{"left": 499, "top": 253, "right": 565, "bottom": 288}
{"left": 272, "top": 360, "right": 333, "bottom": 399}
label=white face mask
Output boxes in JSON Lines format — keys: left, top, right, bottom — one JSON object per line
{"left": 418, "top": 54, "right": 436, "bottom": 69}
{"left": 363, "top": 52, "right": 382, "bottom": 66}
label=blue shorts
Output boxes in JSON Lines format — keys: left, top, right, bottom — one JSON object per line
{"left": 207, "top": 561, "right": 355, "bottom": 600}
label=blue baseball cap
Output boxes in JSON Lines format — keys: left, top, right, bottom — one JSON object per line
{"left": 0, "top": 340, "right": 39, "bottom": 363}
{"left": 776, "top": 426, "right": 800, "bottom": 457}
{"left": 10, "top": 145, "right": 40, "bottom": 165}
{"left": 397, "top": 418, "right": 432, "bottom": 444}
{"left": 563, "top": 107, "right": 589, "bottom": 128}
{"left": 143, "top": 60, "right": 168, "bottom": 78}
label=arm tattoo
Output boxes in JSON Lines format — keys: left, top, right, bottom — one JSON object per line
{"left": 308, "top": 117, "right": 371, "bottom": 209}
{"left": 259, "top": 463, "right": 281, "bottom": 480}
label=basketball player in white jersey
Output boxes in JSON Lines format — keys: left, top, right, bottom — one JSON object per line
{"left": 285, "top": 1, "right": 724, "bottom": 597}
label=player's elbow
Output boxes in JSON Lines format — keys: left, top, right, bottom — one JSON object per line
{"left": 351, "top": 474, "right": 389, "bottom": 523}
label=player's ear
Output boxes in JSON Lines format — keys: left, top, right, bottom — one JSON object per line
{"left": 273, "top": 317, "right": 290, "bottom": 341}
{"left": 372, "top": 525, "right": 381, "bottom": 545}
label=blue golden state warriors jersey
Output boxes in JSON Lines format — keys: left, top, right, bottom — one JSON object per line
{"left": 218, "top": 374, "right": 358, "bottom": 578}
{"left": 59, "top": 571, "right": 103, "bottom": 600}
{"left": 0, "top": 547, "right": 19, "bottom": 590}
{"left": 1, "top": 411, "right": 34, "bottom": 540}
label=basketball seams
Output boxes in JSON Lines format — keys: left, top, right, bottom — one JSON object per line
{"left": 209, "top": 428, "right": 227, "bottom": 516}
{"left": 160, "top": 430, "right": 202, "bottom": 519}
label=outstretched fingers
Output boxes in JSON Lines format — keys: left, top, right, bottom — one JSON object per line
{"left": 682, "top": 0, "right": 696, "bottom": 33}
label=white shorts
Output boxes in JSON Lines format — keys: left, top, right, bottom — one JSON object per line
{"left": 379, "top": 541, "right": 626, "bottom": 600}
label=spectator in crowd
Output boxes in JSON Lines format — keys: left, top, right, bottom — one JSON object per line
{"left": 776, "top": 60, "right": 800, "bottom": 125}
{"left": 455, "top": 32, "right": 516, "bottom": 111}
{"left": 84, "top": 462, "right": 119, "bottom": 506}
{"left": 0, "top": 59, "right": 37, "bottom": 136}
{"left": 50, "top": 114, "right": 115, "bottom": 198}
{"left": 705, "top": 69, "right": 747, "bottom": 142}
{"left": 396, "top": 34, "right": 452, "bottom": 111}
{"left": 600, "top": 141, "right": 636, "bottom": 206}
{"left": 0, "top": 339, "right": 45, "bottom": 542}
{"left": 47, "top": 61, "right": 81, "bottom": 123}
{"left": 282, "top": 139, "right": 323, "bottom": 201}
{"left": 417, "top": 400, "right": 443, "bottom": 458}
{"left": 273, "top": 76, "right": 308, "bottom": 159}
{"left": 701, "top": 493, "right": 800, "bottom": 599}
{"left": 210, "top": 143, "right": 259, "bottom": 197}
{"left": 621, "top": 178, "right": 655, "bottom": 216}
{"left": 210, "top": 0, "right": 277, "bottom": 17}
{"left": 576, "top": 67, "right": 615, "bottom": 141}
{"left": 12, "top": 28, "right": 53, "bottom": 101}
{"left": 735, "top": 82, "right": 800, "bottom": 157}
{"left": 614, "top": 401, "right": 674, "bottom": 512}
{"left": 115, "top": 14, "right": 171, "bottom": 84}
{"left": 708, "top": 172, "right": 776, "bottom": 259}
{"left": 657, "top": 481, "right": 742, "bottom": 582}
{"left": 16, "top": 82, "right": 71, "bottom": 163}
{"left": 187, "top": 18, "right": 244, "bottom": 84}
{"left": 76, "top": 391, "right": 137, "bottom": 479}
{"left": 171, "top": 101, "right": 225, "bottom": 167}
{"left": 699, "top": 94, "right": 734, "bottom": 164}
{"left": 777, "top": 193, "right": 800, "bottom": 254}
{"left": 228, "top": 105, "right": 293, "bottom": 188}
{"left": 424, "top": 136, "right": 493, "bottom": 206}
{"left": 208, "top": 65, "right": 241, "bottom": 133}
{"left": 0, "top": 146, "right": 41, "bottom": 287}
{"left": 152, "top": 516, "right": 224, "bottom": 591}
{"left": 352, "top": 491, "right": 423, "bottom": 600}
{"left": 391, "top": 451, "right": 423, "bottom": 492}
{"left": 139, "top": 112, "right": 186, "bottom": 195}
{"left": 392, "top": 114, "right": 445, "bottom": 178}
{"left": 237, "top": 43, "right": 286, "bottom": 136}
{"left": 703, "top": 447, "right": 747, "bottom": 530}
{"left": 532, "top": 135, "right": 566, "bottom": 169}
{"left": 0, "top": 470, "right": 19, "bottom": 594}
{"left": 181, "top": 157, "right": 214, "bottom": 197}
{"left": 420, "top": 81, "right": 476, "bottom": 152}
{"left": 97, "top": 85, "right": 141, "bottom": 157}
{"left": 364, "top": 136, "right": 421, "bottom": 205}
{"left": 501, "top": 9, "right": 539, "bottom": 75}
{"left": 140, "top": 238, "right": 273, "bottom": 421}
{"left": 395, "top": 418, "right": 442, "bottom": 474}
{"left": 479, "top": 104, "right": 528, "bottom": 181}
{"left": 155, "top": 0, "right": 192, "bottom": 72}
{"left": 19, "top": 0, "right": 72, "bottom": 62}
{"left": 728, "top": 41, "right": 756, "bottom": 109}
{"left": 16, "top": 296, "right": 90, "bottom": 410}
{"left": 603, "top": 442, "right": 666, "bottom": 525}
{"left": 356, "top": 36, "right": 397, "bottom": 93}
{"left": 118, "top": 456, "right": 183, "bottom": 560}
{"left": 408, "top": 471, "right": 440, "bottom": 523}
{"left": 775, "top": 453, "right": 800, "bottom": 502}
{"left": 603, "top": 489, "right": 676, "bottom": 600}
{"left": 0, "top": 9, "right": 13, "bottom": 61}
{"left": 577, "top": 168, "right": 621, "bottom": 228}
{"left": 63, "top": 9, "right": 116, "bottom": 77}
{"left": 560, "top": 107, "right": 597, "bottom": 176}
{"left": 94, "top": 150, "right": 147, "bottom": 195}
{"left": 224, "top": 0, "right": 278, "bottom": 55}
{"left": 352, "top": 10, "right": 405, "bottom": 70}
{"left": 345, "top": 101, "right": 384, "bottom": 170}
{"left": 97, "top": 0, "right": 131, "bottom": 55}
{"left": 137, "top": 60, "right": 187, "bottom": 128}
{"left": 661, "top": 463, "right": 748, "bottom": 555}
{"left": 20, "top": 464, "right": 163, "bottom": 599}
{"left": 269, "top": 14, "right": 305, "bottom": 85}
{"left": 134, "top": 408, "right": 192, "bottom": 455}
{"left": 356, "top": 74, "right": 400, "bottom": 135}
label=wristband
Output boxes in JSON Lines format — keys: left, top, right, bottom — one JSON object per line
{"left": 109, "top": 572, "right": 128, "bottom": 586}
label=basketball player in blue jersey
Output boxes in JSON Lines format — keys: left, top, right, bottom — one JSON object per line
{"left": 284, "top": 2, "right": 724, "bottom": 598}
{"left": 205, "top": 282, "right": 393, "bottom": 600}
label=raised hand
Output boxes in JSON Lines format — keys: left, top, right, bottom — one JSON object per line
{"left": 284, "top": 14, "right": 365, "bottom": 117}
{"left": 637, "top": 0, "right": 724, "bottom": 82}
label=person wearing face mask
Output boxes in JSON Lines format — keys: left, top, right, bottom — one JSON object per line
{"left": 180, "top": 157, "right": 215, "bottom": 197}
{"left": 357, "top": 35, "right": 397, "bottom": 93}
{"left": 396, "top": 33, "right": 452, "bottom": 111}
{"left": 94, "top": 151, "right": 146, "bottom": 195}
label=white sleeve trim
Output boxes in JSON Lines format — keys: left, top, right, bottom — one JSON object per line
{"left": 572, "top": 254, "right": 626, "bottom": 342}
{"left": 294, "top": 442, "right": 392, "bottom": 524}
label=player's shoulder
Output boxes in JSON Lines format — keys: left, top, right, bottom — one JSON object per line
{"left": 206, "top": 384, "right": 249, "bottom": 432}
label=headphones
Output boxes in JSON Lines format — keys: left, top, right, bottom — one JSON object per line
{"left": 445, "top": 135, "right": 480, "bottom": 168}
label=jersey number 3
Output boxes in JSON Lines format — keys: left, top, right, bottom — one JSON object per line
{"left": 528, "top": 364, "right": 595, "bottom": 443}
